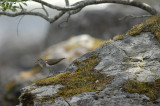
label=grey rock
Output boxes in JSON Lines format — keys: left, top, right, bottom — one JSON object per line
{"left": 18, "top": 32, "right": 160, "bottom": 106}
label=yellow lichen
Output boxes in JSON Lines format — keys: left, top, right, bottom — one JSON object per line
{"left": 35, "top": 53, "right": 114, "bottom": 99}
{"left": 123, "top": 79, "right": 160, "bottom": 103}
{"left": 113, "top": 35, "right": 124, "bottom": 41}
{"left": 105, "top": 39, "right": 113, "bottom": 43}
{"left": 127, "top": 14, "right": 160, "bottom": 42}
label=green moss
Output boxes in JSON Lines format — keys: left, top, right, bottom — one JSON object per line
{"left": 40, "top": 96, "right": 56, "bottom": 103}
{"left": 105, "top": 39, "right": 113, "bottom": 43}
{"left": 127, "top": 14, "right": 160, "bottom": 42}
{"left": 35, "top": 53, "right": 114, "bottom": 99}
{"left": 123, "top": 79, "right": 160, "bottom": 103}
{"left": 113, "top": 35, "right": 124, "bottom": 41}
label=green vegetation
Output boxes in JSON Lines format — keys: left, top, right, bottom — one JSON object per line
{"left": 127, "top": 14, "right": 160, "bottom": 42}
{"left": 35, "top": 53, "right": 114, "bottom": 102}
{"left": 113, "top": 35, "right": 123, "bottom": 41}
{"left": 0, "top": 0, "right": 27, "bottom": 12}
{"left": 123, "top": 79, "right": 160, "bottom": 103}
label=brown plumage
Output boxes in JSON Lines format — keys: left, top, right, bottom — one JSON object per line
{"left": 45, "top": 58, "right": 66, "bottom": 65}
{"left": 36, "top": 58, "right": 65, "bottom": 68}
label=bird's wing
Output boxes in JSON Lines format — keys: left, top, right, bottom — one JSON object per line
{"left": 46, "top": 58, "right": 65, "bottom": 65}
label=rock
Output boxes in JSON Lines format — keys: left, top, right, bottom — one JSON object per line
{"left": 19, "top": 32, "right": 160, "bottom": 106}
{"left": 18, "top": 15, "right": 160, "bottom": 106}
{"left": 3, "top": 34, "right": 103, "bottom": 105}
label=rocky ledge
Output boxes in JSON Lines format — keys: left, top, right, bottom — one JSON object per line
{"left": 18, "top": 15, "right": 160, "bottom": 106}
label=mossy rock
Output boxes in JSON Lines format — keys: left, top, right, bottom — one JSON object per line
{"left": 127, "top": 14, "right": 160, "bottom": 42}
{"left": 35, "top": 53, "right": 114, "bottom": 101}
{"left": 123, "top": 79, "right": 160, "bottom": 103}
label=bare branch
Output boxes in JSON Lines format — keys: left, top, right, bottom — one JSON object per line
{"left": 32, "top": 0, "right": 63, "bottom": 10}
{"left": 0, "top": 11, "right": 49, "bottom": 20}
{"left": 32, "top": 0, "right": 157, "bottom": 15}
{"left": 0, "top": 0, "right": 157, "bottom": 24}
{"left": 0, "top": 11, "right": 66, "bottom": 23}
{"left": 50, "top": 11, "right": 66, "bottom": 23}
{"left": 17, "top": 15, "right": 25, "bottom": 36}
{"left": 41, "top": 4, "right": 49, "bottom": 16}
{"left": 16, "top": 7, "right": 48, "bottom": 36}
{"left": 59, "top": 8, "right": 82, "bottom": 28}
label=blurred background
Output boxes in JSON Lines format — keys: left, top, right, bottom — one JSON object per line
{"left": 0, "top": 0, "right": 160, "bottom": 105}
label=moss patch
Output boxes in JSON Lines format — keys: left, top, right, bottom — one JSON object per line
{"left": 113, "top": 35, "right": 124, "bottom": 41}
{"left": 35, "top": 53, "right": 114, "bottom": 99}
{"left": 40, "top": 96, "right": 56, "bottom": 103}
{"left": 127, "top": 14, "right": 160, "bottom": 42}
{"left": 105, "top": 39, "right": 113, "bottom": 44}
{"left": 123, "top": 79, "right": 160, "bottom": 103}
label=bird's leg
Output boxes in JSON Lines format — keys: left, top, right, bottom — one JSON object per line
{"left": 47, "top": 67, "right": 54, "bottom": 78}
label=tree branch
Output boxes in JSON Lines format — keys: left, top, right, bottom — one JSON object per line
{"left": 32, "top": 0, "right": 157, "bottom": 15}
{"left": 0, "top": 11, "right": 66, "bottom": 23}
{"left": 50, "top": 11, "right": 66, "bottom": 23}
{"left": 0, "top": 0, "right": 158, "bottom": 24}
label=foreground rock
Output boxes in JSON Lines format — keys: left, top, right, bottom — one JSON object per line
{"left": 19, "top": 15, "right": 160, "bottom": 106}
{"left": 3, "top": 34, "right": 102, "bottom": 105}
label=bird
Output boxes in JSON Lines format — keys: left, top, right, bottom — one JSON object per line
{"left": 35, "top": 58, "right": 66, "bottom": 76}
{"left": 36, "top": 58, "right": 66, "bottom": 68}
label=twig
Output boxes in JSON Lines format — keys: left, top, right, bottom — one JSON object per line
{"left": 59, "top": 8, "right": 82, "bottom": 27}
{"left": 41, "top": 4, "right": 49, "bottom": 16}
{"left": 17, "top": 15, "right": 25, "bottom": 37}
{"left": 16, "top": 8, "right": 44, "bottom": 36}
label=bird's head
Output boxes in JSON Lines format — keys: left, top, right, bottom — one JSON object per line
{"left": 35, "top": 58, "right": 46, "bottom": 68}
